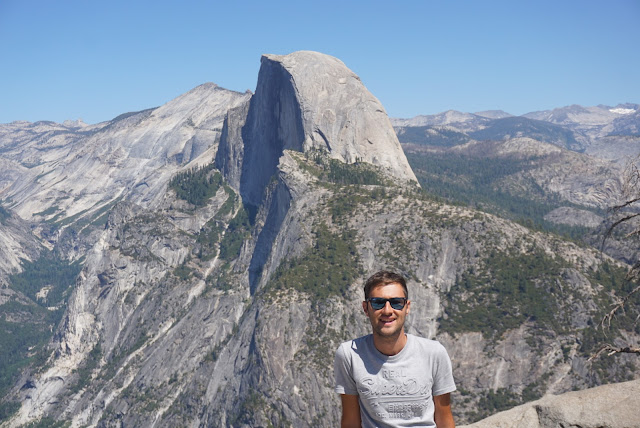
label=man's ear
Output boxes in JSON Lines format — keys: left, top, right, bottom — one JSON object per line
{"left": 406, "top": 300, "right": 411, "bottom": 315}
{"left": 362, "top": 300, "right": 368, "bottom": 315}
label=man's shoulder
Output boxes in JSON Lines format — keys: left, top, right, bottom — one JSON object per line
{"left": 335, "top": 334, "right": 375, "bottom": 362}
{"left": 338, "top": 334, "right": 372, "bottom": 352}
{"left": 408, "top": 334, "right": 449, "bottom": 354}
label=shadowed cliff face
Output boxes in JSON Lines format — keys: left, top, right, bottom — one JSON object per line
{"left": 240, "top": 55, "right": 305, "bottom": 206}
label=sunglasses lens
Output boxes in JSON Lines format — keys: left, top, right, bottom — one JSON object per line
{"left": 390, "top": 298, "right": 406, "bottom": 310}
{"left": 369, "top": 298, "right": 406, "bottom": 310}
{"left": 370, "top": 298, "right": 385, "bottom": 310}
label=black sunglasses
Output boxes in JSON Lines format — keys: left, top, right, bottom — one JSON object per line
{"left": 367, "top": 297, "right": 408, "bottom": 310}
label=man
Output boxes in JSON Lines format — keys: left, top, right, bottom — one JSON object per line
{"left": 334, "top": 270, "right": 456, "bottom": 427}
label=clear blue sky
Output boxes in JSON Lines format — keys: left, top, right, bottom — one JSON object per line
{"left": 1, "top": 0, "right": 639, "bottom": 124}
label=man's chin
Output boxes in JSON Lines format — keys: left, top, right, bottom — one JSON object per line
{"left": 375, "top": 326, "right": 402, "bottom": 338}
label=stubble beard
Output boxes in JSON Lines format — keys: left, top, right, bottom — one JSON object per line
{"left": 372, "top": 319, "right": 404, "bottom": 340}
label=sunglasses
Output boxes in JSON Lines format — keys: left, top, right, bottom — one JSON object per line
{"left": 367, "top": 297, "right": 408, "bottom": 310}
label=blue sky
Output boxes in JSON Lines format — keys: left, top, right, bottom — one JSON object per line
{"left": 1, "top": 0, "right": 639, "bottom": 124}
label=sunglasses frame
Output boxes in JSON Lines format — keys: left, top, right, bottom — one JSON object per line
{"left": 366, "top": 297, "right": 408, "bottom": 311}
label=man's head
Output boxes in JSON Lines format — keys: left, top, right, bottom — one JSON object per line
{"left": 363, "top": 270, "right": 408, "bottom": 300}
{"left": 362, "top": 271, "right": 410, "bottom": 342}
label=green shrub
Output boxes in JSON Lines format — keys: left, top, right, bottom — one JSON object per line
{"left": 300, "top": 150, "right": 389, "bottom": 186}
{"left": 0, "top": 306, "right": 58, "bottom": 406}
{"left": 0, "top": 401, "right": 20, "bottom": 422}
{"left": 173, "top": 263, "right": 193, "bottom": 280}
{"left": 169, "top": 164, "right": 222, "bottom": 207}
{"left": 22, "top": 417, "right": 70, "bottom": 428}
{"left": 0, "top": 253, "right": 83, "bottom": 398}
{"left": 10, "top": 252, "right": 84, "bottom": 307}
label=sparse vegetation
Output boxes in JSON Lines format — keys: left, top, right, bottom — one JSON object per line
{"left": 69, "top": 343, "right": 102, "bottom": 394}
{"left": 299, "top": 149, "right": 390, "bottom": 186}
{"left": 0, "top": 253, "right": 84, "bottom": 401}
{"left": 173, "top": 262, "right": 194, "bottom": 280}
{"left": 266, "top": 223, "right": 361, "bottom": 300}
{"left": 218, "top": 203, "right": 254, "bottom": 261}
{"left": 440, "top": 249, "right": 569, "bottom": 339}
{"left": 204, "top": 263, "right": 235, "bottom": 294}
{"left": 406, "top": 151, "right": 598, "bottom": 240}
{"left": 196, "top": 218, "right": 222, "bottom": 261}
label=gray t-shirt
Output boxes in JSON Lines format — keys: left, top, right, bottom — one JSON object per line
{"left": 334, "top": 333, "right": 456, "bottom": 427}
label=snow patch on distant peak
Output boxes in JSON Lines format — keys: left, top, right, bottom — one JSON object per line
{"left": 609, "top": 108, "right": 636, "bottom": 115}
{"left": 63, "top": 119, "right": 88, "bottom": 128}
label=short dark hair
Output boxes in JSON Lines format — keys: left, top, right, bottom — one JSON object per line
{"left": 363, "top": 270, "right": 408, "bottom": 300}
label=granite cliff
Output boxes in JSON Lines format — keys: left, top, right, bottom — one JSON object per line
{"left": 215, "top": 50, "right": 417, "bottom": 206}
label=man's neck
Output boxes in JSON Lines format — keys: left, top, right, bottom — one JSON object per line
{"left": 373, "top": 330, "right": 408, "bottom": 356}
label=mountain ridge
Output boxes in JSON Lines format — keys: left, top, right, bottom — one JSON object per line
{"left": 393, "top": 103, "right": 640, "bottom": 162}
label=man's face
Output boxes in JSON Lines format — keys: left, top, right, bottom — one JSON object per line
{"left": 362, "top": 282, "right": 410, "bottom": 339}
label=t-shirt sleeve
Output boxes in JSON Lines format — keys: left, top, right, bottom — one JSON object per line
{"left": 334, "top": 342, "right": 358, "bottom": 395}
{"left": 432, "top": 343, "right": 457, "bottom": 396}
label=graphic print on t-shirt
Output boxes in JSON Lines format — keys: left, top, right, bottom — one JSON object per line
{"left": 358, "top": 368, "right": 432, "bottom": 421}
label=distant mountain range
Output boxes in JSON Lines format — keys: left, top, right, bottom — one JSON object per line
{"left": 392, "top": 103, "right": 640, "bottom": 159}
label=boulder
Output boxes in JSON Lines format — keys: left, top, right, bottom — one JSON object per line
{"left": 460, "top": 378, "right": 640, "bottom": 428}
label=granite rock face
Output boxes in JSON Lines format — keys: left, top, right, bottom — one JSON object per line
{"left": 216, "top": 50, "right": 417, "bottom": 205}
{"left": 460, "top": 378, "right": 640, "bottom": 428}
{"left": 0, "top": 83, "right": 251, "bottom": 222}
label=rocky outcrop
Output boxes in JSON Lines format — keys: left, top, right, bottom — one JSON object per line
{"left": 216, "top": 50, "right": 417, "bottom": 206}
{"left": 0, "top": 208, "right": 41, "bottom": 279}
{"left": 544, "top": 206, "right": 604, "bottom": 228}
{"left": 460, "top": 378, "right": 640, "bottom": 428}
{"left": 0, "top": 84, "right": 250, "bottom": 224}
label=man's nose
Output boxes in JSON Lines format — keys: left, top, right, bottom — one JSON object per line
{"left": 382, "top": 301, "right": 393, "bottom": 313}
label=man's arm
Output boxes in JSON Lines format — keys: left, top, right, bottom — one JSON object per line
{"left": 340, "top": 394, "right": 361, "bottom": 428}
{"left": 434, "top": 393, "right": 455, "bottom": 428}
